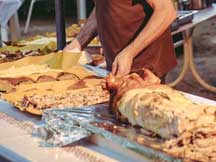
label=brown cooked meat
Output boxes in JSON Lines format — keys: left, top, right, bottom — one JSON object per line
{"left": 105, "top": 68, "right": 216, "bottom": 162}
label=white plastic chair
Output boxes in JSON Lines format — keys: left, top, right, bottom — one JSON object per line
{"left": 24, "top": 0, "right": 44, "bottom": 33}
{"left": 24, "top": 0, "right": 87, "bottom": 34}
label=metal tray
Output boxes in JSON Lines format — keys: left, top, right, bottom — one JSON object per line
{"left": 177, "top": 10, "right": 198, "bottom": 26}
{"left": 36, "top": 104, "right": 181, "bottom": 162}
{"left": 171, "top": 10, "right": 198, "bottom": 31}
{"left": 84, "top": 122, "right": 181, "bottom": 162}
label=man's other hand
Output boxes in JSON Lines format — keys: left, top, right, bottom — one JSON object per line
{"left": 63, "top": 38, "right": 82, "bottom": 52}
{"left": 112, "top": 50, "right": 134, "bottom": 77}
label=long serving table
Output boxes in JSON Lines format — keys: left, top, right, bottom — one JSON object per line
{"left": 0, "top": 93, "right": 215, "bottom": 162}
{"left": 170, "top": 4, "right": 216, "bottom": 92}
{"left": 0, "top": 2, "right": 215, "bottom": 162}
{"left": 0, "top": 99, "right": 155, "bottom": 162}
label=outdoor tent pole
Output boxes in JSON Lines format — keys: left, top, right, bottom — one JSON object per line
{"left": 55, "top": 0, "right": 66, "bottom": 50}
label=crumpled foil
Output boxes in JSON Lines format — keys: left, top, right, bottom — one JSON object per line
{"left": 33, "top": 104, "right": 114, "bottom": 147}
{"left": 32, "top": 104, "right": 181, "bottom": 162}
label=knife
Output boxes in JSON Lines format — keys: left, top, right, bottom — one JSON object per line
{"left": 83, "top": 64, "right": 109, "bottom": 77}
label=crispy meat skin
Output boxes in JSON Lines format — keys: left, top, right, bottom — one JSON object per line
{"left": 105, "top": 69, "right": 216, "bottom": 161}
{"left": 105, "top": 69, "right": 161, "bottom": 116}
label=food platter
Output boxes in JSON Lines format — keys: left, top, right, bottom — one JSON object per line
{"left": 0, "top": 65, "right": 109, "bottom": 116}
{"left": 1, "top": 21, "right": 216, "bottom": 162}
{"left": 0, "top": 49, "right": 215, "bottom": 161}
{"left": 37, "top": 91, "right": 216, "bottom": 162}
{"left": 31, "top": 68, "right": 216, "bottom": 162}
{"left": 0, "top": 49, "right": 109, "bottom": 116}
{"left": 0, "top": 56, "right": 215, "bottom": 161}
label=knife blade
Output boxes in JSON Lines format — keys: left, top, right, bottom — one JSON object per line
{"left": 83, "top": 64, "right": 109, "bottom": 77}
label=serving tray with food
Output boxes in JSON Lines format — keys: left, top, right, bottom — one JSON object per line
{"left": 0, "top": 45, "right": 215, "bottom": 161}
{"left": 0, "top": 64, "right": 109, "bottom": 115}
{"left": 35, "top": 68, "right": 216, "bottom": 162}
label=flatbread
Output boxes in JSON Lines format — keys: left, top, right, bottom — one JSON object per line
{"left": 2, "top": 77, "right": 108, "bottom": 115}
{"left": 0, "top": 65, "right": 95, "bottom": 92}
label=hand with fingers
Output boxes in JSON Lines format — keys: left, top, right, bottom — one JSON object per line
{"left": 112, "top": 50, "right": 134, "bottom": 77}
{"left": 63, "top": 38, "right": 82, "bottom": 52}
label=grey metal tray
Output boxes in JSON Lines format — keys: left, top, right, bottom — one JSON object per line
{"left": 171, "top": 10, "right": 198, "bottom": 31}
{"left": 36, "top": 104, "right": 181, "bottom": 162}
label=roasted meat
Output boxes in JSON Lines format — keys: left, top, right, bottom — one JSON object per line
{"left": 105, "top": 68, "right": 216, "bottom": 161}
{"left": 105, "top": 69, "right": 216, "bottom": 139}
{"left": 105, "top": 69, "right": 161, "bottom": 116}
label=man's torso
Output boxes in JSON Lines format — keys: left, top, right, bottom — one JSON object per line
{"left": 95, "top": 0, "right": 177, "bottom": 77}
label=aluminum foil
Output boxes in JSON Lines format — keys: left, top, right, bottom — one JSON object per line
{"left": 33, "top": 104, "right": 114, "bottom": 147}
{"left": 33, "top": 104, "right": 181, "bottom": 161}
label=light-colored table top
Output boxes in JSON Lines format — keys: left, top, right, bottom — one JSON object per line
{"left": 0, "top": 99, "right": 152, "bottom": 162}
{"left": 0, "top": 93, "right": 215, "bottom": 162}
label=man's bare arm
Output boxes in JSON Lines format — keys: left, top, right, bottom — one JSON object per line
{"left": 124, "top": 0, "right": 176, "bottom": 57}
{"left": 64, "top": 8, "right": 97, "bottom": 51}
{"left": 112, "top": 0, "right": 177, "bottom": 76}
